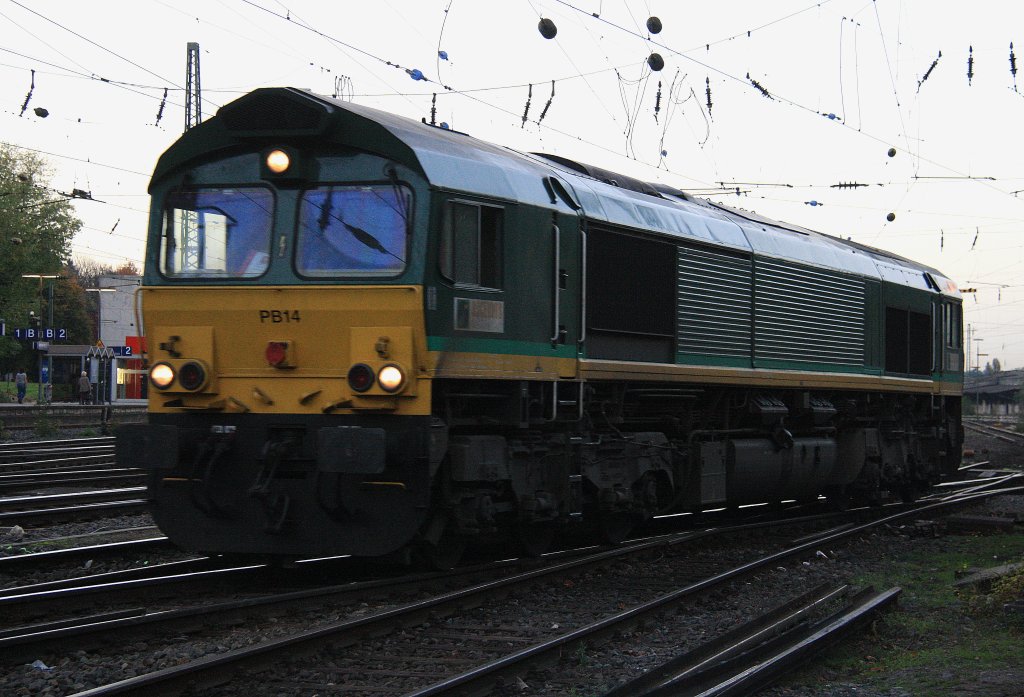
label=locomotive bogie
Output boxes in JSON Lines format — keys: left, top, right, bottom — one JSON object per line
{"left": 124, "top": 413, "right": 436, "bottom": 557}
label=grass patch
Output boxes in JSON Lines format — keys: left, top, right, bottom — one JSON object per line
{"left": 780, "top": 530, "right": 1024, "bottom": 697}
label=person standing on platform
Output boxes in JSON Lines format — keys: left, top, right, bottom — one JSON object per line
{"left": 78, "top": 371, "right": 91, "bottom": 405}
{"left": 15, "top": 369, "right": 27, "bottom": 404}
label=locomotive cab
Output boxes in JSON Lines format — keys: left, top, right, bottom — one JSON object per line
{"left": 120, "top": 90, "right": 443, "bottom": 558}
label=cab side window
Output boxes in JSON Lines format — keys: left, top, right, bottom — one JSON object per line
{"left": 441, "top": 201, "right": 503, "bottom": 289}
{"left": 885, "top": 306, "right": 932, "bottom": 375}
{"left": 942, "top": 302, "right": 962, "bottom": 349}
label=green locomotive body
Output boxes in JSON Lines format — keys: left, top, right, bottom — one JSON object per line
{"left": 119, "top": 88, "right": 963, "bottom": 563}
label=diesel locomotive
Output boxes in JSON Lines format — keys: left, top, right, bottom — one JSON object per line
{"left": 118, "top": 87, "right": 964, "bottom": 566}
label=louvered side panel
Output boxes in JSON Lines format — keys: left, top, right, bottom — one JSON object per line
{"left": 754, "top": 258, "right": 865, "bottom": 365}
{"left": 678, "top": 246, "right": 752, "bottom": 358}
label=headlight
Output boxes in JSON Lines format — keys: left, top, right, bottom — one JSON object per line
{"left": 265, "top": 149, "right": 290, "bottom": 174}
{"left": 178, "top": 361, "right": 207, "bottom": 391}
{"left": 377, "top": 364, "right": 405, "bottom": 393}
{"left": 150, "top": 363, "right": 175, "bottom": 389}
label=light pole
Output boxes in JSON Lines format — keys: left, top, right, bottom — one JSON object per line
{"left": 86, "top": 287, "right": 116, "bottom": 404}
{"left": 22, "top": 273, "right": 58, "bottom": 403}
{"left": 977, "top": 351, "right": 990, "bottom": 415}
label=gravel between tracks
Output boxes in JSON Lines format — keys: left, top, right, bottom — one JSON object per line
{"left": 0, "top": 426, "right": 1021, "bottom": 696}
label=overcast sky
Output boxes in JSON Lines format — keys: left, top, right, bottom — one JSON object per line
{"left": 3, "top": 1, "right": 1023, "bottom": 368}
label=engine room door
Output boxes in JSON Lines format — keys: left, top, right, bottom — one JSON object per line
{"left": 547, "top": 177, "right": 583, "bottom": 378}
{"left": 548, "top": 209, "right": 582, "bottom": 378}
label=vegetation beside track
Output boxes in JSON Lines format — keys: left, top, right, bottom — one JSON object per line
{"left": 775, "top": 524, "right": 1024, "bottom": 696}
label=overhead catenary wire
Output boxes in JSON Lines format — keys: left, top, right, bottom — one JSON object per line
{"left": 8, "top": 0, "right": 184, "bottom": 92}
{"left": 549, "top": 0, "right": 1024, "bottom": 213}
{"left": 6, "top": 0, "right": 1024, "bottom": 292}
{"left": 8, "top": 1, "right": 1015, "bottom": 207}
{"left": 870, "top": 0, "right": 911, "bottom": 154}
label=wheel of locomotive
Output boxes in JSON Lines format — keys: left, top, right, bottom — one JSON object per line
{"left": 598, "top": 511, "right": 635, "bottom": 545}
{"left": 415, "top": 529, "right": 466, "bottom": 571}
{"left": 516, "top": 520, "right": 557, "bottom": 558}
{"left": 414, "top": 511, "right": 466, "bottom": 571}
{"left": 823, "top": 486, "right": 849, "bottom": 511}
{"left": 899, "top": 481, "right": 922, "bottom": 504}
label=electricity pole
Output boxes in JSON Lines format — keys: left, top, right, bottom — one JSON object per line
{"left": 182, "top": 42, "right": 203, "bottom": 272}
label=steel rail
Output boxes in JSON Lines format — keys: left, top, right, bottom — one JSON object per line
{"left": 0, "top": 498, "right": 148, "bottom": 524}
{"left": 0, "top": 559, "right": 290, "bottom": 631}
{"left": 677, "top": 587, "right": 902, "bottom": 697}
{"left": 64, "top": 486, "right": 1021, "bottom": 697}
{"left": 0, "top": 436, "right": 115, "bottom": 451}
{"left": 0, "top": 556, "right": 212, "bottom": 602}
{"left": 600, "top": 583, "right": 854, "bottom": 696}
{"left": 963, "top": 421, "right": 1024, "bottom": 444}
{"left": 618, "top": 585, "right": 901, "bottom": 691}
{"left": 0, "top": 454, "right": 117, "bottom": 475}
{"left": 0, "top": 442, "right": 115, "bottom": 465}
{"left": 400, "top": 486, "right": 1022, "bottom": 697}
{"left": 0, "top": 552, "right": 563, "bottom": 663}
{"left": 0, "top": 509, "right": 884, "bottom": 657}
{"left": 0, "top": 465, "right": 136, "bottom": 480}
{"left": 0, "top": 468, "right": 145, "bottom": 493}
{"left": 0, "top": 486, "right": 146, "bottom": 511}
{"left": 958, "top": 460, "right": 991, "bottom": 470}
{"left": 62, "top": 527, "right": 764, "bottom": 697}
{"left": 0, "top": 536, "right": 171, "bottom": 575}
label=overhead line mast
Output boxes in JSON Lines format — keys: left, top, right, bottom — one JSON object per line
{"left": 182, "top": 42, "right": 202, "bottom": 271}
{"left": 185, "top": 42, "right": 202, "bottom": 131}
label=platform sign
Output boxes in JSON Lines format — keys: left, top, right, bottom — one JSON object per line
{"left": 125, "top": 335, "right": 146, "bottom": 356}
{"left": 110, "top": 345, "right": 134, "bottom": 357}
{"left": 12, "top": 327, "right": 68, "bottom": 340}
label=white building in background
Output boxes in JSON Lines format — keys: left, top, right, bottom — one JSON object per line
{"left": 94, "top": 274, "right": 144, "bottom": 401}
{"left": 97, "top": 275, "right": 142, "bottom": 349}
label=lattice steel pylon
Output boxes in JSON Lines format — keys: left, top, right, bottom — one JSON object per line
{"left": 181, "top": 42, "right": 202, "bottom": 271}
{"left": 185, "top": 42, "right": 202, "bottom": 131}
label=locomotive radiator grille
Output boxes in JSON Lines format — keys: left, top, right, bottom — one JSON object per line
{"left": 754, "top": 258, "right": 866, "bottom": 366}
{"left": 677, "top": 245, "right": 753, "bottom": 358}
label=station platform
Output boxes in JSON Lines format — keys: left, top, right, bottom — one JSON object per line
{"left": 0, "top": 401, "right": 147, "bottom": 435}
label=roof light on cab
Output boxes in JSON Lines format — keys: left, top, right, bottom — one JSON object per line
{"left": 265, "top": 149, "right": 291, "bottom": 174}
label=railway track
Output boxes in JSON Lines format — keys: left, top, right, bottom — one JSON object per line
{"left": 8, "top": 483, "right": 1015, "bottom": 697}
{"left": 0, "top": 487, "right": 149, "bottom": 526}
{"left": 0, "top": 467, "right": 146, "bottom": 494}
{"left": 601, "top": 583, "right": 900, "bottom": 697}
{"left": 0, "top": 436, "right": 115, "bottom": 468}
{"left": 964, "top": 418, "right": 1024, "bottom": 445}
{"left": 0, "top": 535, "right": 172, "bottom": 576}
{"left": 0, "top": 509, "right": 859, "bottom": 674}
{"left": 0, "top": 437, "right": 148, "bottom": 526}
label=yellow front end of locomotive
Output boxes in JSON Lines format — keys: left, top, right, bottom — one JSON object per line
{"left": 141, "top": 285, "right": 430, "bottom": 416}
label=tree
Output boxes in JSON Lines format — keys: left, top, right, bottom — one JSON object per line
{"left": 72, "top": 258, "right": 140, "bottom": 288}
{"left": 52, "top": 267, "right": 94, "bottom": 345}
{"left": 113, "top": 261, "right": 140, "bottom": 276}
{"left": 0, "top": 145, "right": 83, "bottom": 374}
